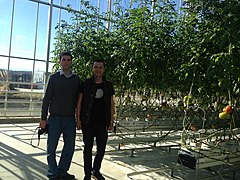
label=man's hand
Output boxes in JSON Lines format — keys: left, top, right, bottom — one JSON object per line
{"left": 76, "top": 120, "right": 82, "bottom": 130}
{"left": 108, "top": 121, "right": 114, "bottom": 131}
{"left": 39, "top": 120, "right": 47, "bottom": 129}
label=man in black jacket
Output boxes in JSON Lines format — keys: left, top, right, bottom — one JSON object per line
{"left": 40, "top": 51, "right": 81, "bottom": 180}
{"left": 77, "top": 59, "right": 115, "bottom": 180}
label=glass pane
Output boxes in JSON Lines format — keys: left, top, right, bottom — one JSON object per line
{"left": 36, "top": 4, "right": 49, "bottom": 60}
{"left": 50, "top": 7, "right": 60, "bottom": 59}
{"left": 122, "top": 0, "right": 130, "bottom": 9}
{"left": 131, "top": 1, "right": 139, "bottom": 8}
{"left": 61, "top": 8, "right": 73, "bottom": 23}
{"left": 11, "top": 0, "right": 37, "bottom": 58}
{"left": 9, "top": 58, "right": 33, "bottom": 71}
{"left": 7, "top": 91, "right": 31, "bottom": 101}
{"left": 34, "top": 60, "right": 46, "bottom": 90}
{"left": 5, "top": 110, "right": 32, "bottom": 116}
{"left": 8, "top": 71, "right": 32, "bottom": 90}
{"left": 7, "top": 81, "right": 44, "bottom": 98}
{"left": 0, "top": 0, "right": 12, "bottom": 55}
{"left": 50, "top": 8, "right": 74, "bottom": 59}
{"left": 99, "top": 0, "right": 108, "bottom": 14}
{"left": 34, "top": 60, "right": 46, "bottom": 72}
{"left": 31, "top": 102, "right": 42, "bottom": 109}
{"left": 0, "top": 56, "right": 9, "bottom": 71}
{"left": 7, "top": 102, "right": 30, "bottom": 110}
{"left": 48, "top": 62, "right": 55, "bottom": 73}
{"left": 8, "top": 81, "right": 32, "bottom": 90}
{"left": 89, "top": 0, "right": 99, "bottom": 7}
{"left": 0, "top": 101, "right": 4, "bottom": 109}
{"left": 0, "top": 68, "right": 8, "bottom": 98}
{"left": 0, "top": 81, "right": 7, "bottom": 100}
{"left": 31, "top": 92, "right": 44, "bottom": 101}
{"left": 53, "top": 0, "right": 61, "bottom": 6}
{"left": 62, "top": 0, "right": 80, "bottom": 10}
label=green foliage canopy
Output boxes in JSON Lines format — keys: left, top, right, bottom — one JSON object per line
{"left": 52, "top": 0, "right": 240, "bottom": 105}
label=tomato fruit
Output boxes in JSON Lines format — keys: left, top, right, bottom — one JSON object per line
{"left": 224, "top": 105, "right": 232, "bottom": 114}
{"left": 147, "top": 114, "right": 152, "bottom": 118}
{"left": 191, "top": 124, "right": 197, "bottom": 131}
{"left": 219, "top": 112, "right": 230, "bottom": 119}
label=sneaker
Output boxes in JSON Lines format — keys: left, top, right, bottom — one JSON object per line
{"left": 83, "top": 175, "right": 91, "bottom": 180}
{"left": 50, "top": 176, "right": 65, "bottom": 180}
{"left": 61, "top": 173, "right": 75, "bottom": 180}
{"left": 91, "top": 170, "right": 105, "bottom": 180}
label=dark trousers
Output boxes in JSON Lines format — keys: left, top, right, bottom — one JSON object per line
{"left": 82, "top": 125, "right": 108, "bottom": 176}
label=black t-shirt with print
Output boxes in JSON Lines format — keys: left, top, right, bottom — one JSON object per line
{"left": 90, "top": 82, "right": 105, "bottom": 127}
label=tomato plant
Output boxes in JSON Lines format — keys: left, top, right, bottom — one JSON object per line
{"left": 52, "top": 0, "right": 240, "bottom": 104}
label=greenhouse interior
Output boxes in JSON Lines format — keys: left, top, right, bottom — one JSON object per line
{"left": 0, "top": 0, "right": 240, "bottom": 179}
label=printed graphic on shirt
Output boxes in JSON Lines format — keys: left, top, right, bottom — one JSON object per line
{"left": 95, "top": 88, "right": 104, "bottom": 99}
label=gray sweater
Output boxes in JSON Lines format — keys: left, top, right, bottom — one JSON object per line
{"left": 41, "top": 72, "right": 81, "bottom": 120}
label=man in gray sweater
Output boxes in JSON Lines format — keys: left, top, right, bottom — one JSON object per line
{"left": 39, "top": 51, "right": 81, "bottom": 180}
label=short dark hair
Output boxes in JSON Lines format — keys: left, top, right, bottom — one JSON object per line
{"left": 60, "top": 51, "right": 72, "bottom": 61}
{"left": 92, "top": 59, "right": 106, "bottom": 68}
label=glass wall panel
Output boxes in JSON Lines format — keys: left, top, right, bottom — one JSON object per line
{"left": 62, "top": 0, "right": 80, "bottom": 9}
{"left": 0, "top": 102, "right": 4, "bottom": 109}
{"left": 89, "top": 0, "right": 99, "bottom": 8}
{"left": 0, "top": 78, "right": 7, "bottom": 101}
{"left": 8, "top": 81, "right": 32, "bottom": 90}
{"left": 31, "top": 93, "right": 44, "bottom": 102}
{"left": 34, "top": 60, "right": 46, "bottom": 72}
{"left": 131, "top": 0, "right": 139, "bottom": 8}
{"left": 36, "top": 4, "right": 49, "bottom": 60}
{"left": 49, "top": 8, "right": 73, "bottom": 59}
{"left": 0, "top": 57, "right": 8, "bottom": 102}
{"left": 81, "top": 0, "right": 96, "bottom": 14}
{"left": 7, "top": 88, "right": 31, "bottom": 100}
{"left": 9, "top": 58, "right": 34, "bottom": 72}
{"left": 0, "top": 57, "right": 9, "bottom": 71}
{"left": 11, "top": 0, "right": 37, "bottom": 58}
{"left": 61, "top": 8, "right": 73, "bottom": 23}
{"left": 121, "top": 0, "right": 130, "bottom": 9}
{"left": 30, "top": 101, "right": 42, "bottom": 111}
{"left": 53, "top": 0, "right": 61, "bottom": 6}
{"left": 4, "top": 110, "right": 41, "bottom": 116}
{"left": 5, "top": 88, "right": 44, "bottom": 103}
{"left": 99, "top": 0, "right": 108, "bottom": 14}
{"left": 49, "top": 7, "right": 60, "bottom": 59}
{"left": 33, "top": 60, "right": 46, "bottom": 90}
{"left": 7, "top": 100, "right": 30, "bottom": 110}
{"left": 0, "top": 0, "right": 12, "bottom": 55}
{"left": 110, "top": 0, "right": 115, "bottom": 13}
{"left": 48, "top": 62, "right": 55, "bottom": 74}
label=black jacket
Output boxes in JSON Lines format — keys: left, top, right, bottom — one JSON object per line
{"left": 80, "top": 76, "right": 114, "bottom": 127}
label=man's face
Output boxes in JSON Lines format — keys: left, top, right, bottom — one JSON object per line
{"left": 60, "top": 55, "right": 72, "bottom": 71}
{"left": 92, "top": 62, "right": 105, "bottom": 78}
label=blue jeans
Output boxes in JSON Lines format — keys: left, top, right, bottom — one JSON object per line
{"left": 47, "top": 115, "right": 76, "bottom": 179}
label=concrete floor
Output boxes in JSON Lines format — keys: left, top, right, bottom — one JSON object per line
{"left": 0, "top": 122, "right": 239, "bottom": 180}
